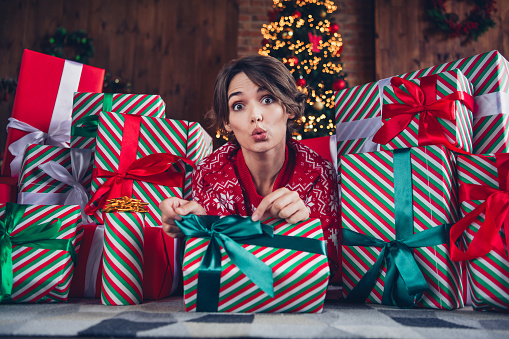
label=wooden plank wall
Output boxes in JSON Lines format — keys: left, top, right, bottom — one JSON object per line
{"left": 0, "top": 0, "right": 239, "bottom": 152}
{"left": 375, "top": 0, "right": 509, "bottom": 79}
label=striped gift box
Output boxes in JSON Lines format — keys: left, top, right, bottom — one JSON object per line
{"left": 183, "top": 218, "right": 330, "bottom": 313}
{"left": 400, "top": 50, "right": 509, "bottom": 154}
{"left": 89, "top": 111, "right": 212, "bottom": 226}
{"left": 456, "top": 154, "right": 509, "bottom": 312}
{"left": 334, "top": 69, "right": 473, "bottom": 162}
{"left": 17, "top": 145, "right": 93, "bottom": 213}
{"left": 71, "top": 92, "right": 166, "bottom": 151}
{"left": 340, "top": 145, "right": 464, "bottom": 309}
{"left": 1, "top": 203, "right": 82, "bottom": 303}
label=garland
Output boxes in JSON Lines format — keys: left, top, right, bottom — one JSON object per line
{"left": 427, "top": 0, "right": 497, "bottom": 44}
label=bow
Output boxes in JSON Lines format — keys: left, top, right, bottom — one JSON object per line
{"left": 178, "top": 215, "right": 275, "bottom": 312}
{"left": 85, "top": 153, "right": 189, "bottom": 215}
{"left": 372, "top": 75, "right": 473, "bottom": 153}
{"left": 7, "top": 118, "right": 69, "bottom": 177}
{"left": 450, "top": 154, "right": 509, "bottom": 261}
{"left": 0, "top": 203, "right": 76, "bottom": 301}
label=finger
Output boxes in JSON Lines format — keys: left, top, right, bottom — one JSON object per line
{"left": 284, "top": 206, "right": 310, "bottom": 224}
{"left": 175, "top": 201, "right": 206, "bottom": 216}
{"left": 159, "top": 197, "right": 187, "bottom": 222}
{"left": 252, "top": 188, "right": 290, "bottom": 221}
{"left": 267, "top": 191, "right": 301, "bottom": 219}
{"left": 162, "top": 223, "right": 184, "bottom": 238}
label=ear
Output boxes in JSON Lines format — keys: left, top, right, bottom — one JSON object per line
{"left": 287, "top": 111, "right": 295, "bottom": 120}
{"left": 224, "top": 122, "right": 233, "bottom": 132}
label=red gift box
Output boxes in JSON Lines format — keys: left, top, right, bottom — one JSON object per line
{"left": 2, "top": 50, "right": 105, "bottom": 177}
{"left": 0, "top": 177, "right": 17, "bottom": 203}
{"left": 69, "top": 224, "right": 181, "bottom": 300}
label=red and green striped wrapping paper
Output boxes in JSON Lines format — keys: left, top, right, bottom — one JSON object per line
{"left": 2, "top": 204, "right": 82, "bottom": 303}
{"left": 334, "top": 69, "right": 473, "bottom": 163}
{"left": 71, "top": 93, "right": 166, "bottom": 150}
{"left": 340, "top": 145, "right": 464, "bottom": 309}
{"left": 183, "top": 218, "right": 330, "bottom": 313}
{"left": 399, "top": 50, "right": 509, "bottom": 154}
{"left": 456, "top": 154, "right": 509, "bottom": 311}
{"left": 101, "top": 211, "right": 144, "bottom": 306}
{"left": 18, "top": 144, "right": 93, "bottom": 204}
{"left": 90, "top": 111, "right": 212, "bottom": 225}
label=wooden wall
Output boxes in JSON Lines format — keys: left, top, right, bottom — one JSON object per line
{"left": 375, "top": 0, "right": 509, "bottom": 79}
{"left": 0, "top": 0, "right": 239, "bottom": 152}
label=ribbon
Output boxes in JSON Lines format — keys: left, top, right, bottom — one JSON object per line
{"left": 85, "top": 114, "right": 196, "bottom": 216}
{"left": 450, "top": 154, "right": 509, "bottom": 262}
{"left": 19, "top": 148, "right": 93, "bottom": 222}
{"left": 71, "top": 93, "right": 113, "bottom": 138}
{"left": 335, "top": 77, "right": 392, "bottom": 153}
{"left": 177, "top": 215, "right": 327, "bottom": 312}
{"left": 342, "top": 149, "right": 449, "bottom": 308}
{"left": 84, "top": 224, "right": 104, "bottom": 298}
{"left": 372, "top": 75, "right": 474, "bottom": 153}
{"left": 0, "top": 203, "right": 76, "bottom": 301}
{"left": 6, "top": 118, "right": 69, "bottom": 177}
{"left": 474, "top": 91, "right": 509, "bottom": 119}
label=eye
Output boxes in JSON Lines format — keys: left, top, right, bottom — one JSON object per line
{"left": 262, "top": 96, "right": 274, "bottom": 104}
{"left": 232, "top": 102, "right": 244, "bottom": 111}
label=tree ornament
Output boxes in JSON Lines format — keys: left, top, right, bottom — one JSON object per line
{"left": 296, "top": 78, "right": 306, "bottom": 87}
{"left": 313, "top": 99, "right": 324, "bottom": 111}
{"left": 261, "top": 38, "right": 270, "bottom": 47}
{"left": 293, "top": 10, "right": 302, "bottom": 18}
{"left": 329, "top": 23, "right": 339, "bottom": 33}
{"left": 282, "top": 27, "right": 294, "bottom": 39}
{"left": 426, "top": 0, "right": 497, "bottom": 44}
{"left": 308, "top": 32, "right": 322, "bottom": 53}
{"left": 319, "top": 9, "right": 327, "bottom": 18}
{"left": 287, "top": 56, "right": 299, "bottom": 66}
{"left": 332, "top": 78, "right": 347, "bottom": 91}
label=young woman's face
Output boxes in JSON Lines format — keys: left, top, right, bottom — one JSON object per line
{"left": 225, "top": 72, "right": 294, "bottom": 154}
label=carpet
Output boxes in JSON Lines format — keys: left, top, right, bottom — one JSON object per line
{"left": 1, "top": 297, "right": 508, "bottom": 339}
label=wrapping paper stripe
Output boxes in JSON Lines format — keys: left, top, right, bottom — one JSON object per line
{"left": 456, "top": 155, "right": 509, "bottom": 312}
{"left": 71, "top": 92, "right": 166, "bottom": 150}
{"left": 101, "top": 211, "right": 144, "bottom": 305}
{"left": 18, "top": 144, "right": 93, "bottom": 194}
{"left": 340, "top": 145, "right": 463, "bottom": 309}
{"left": 400, "top": 50, "right": 509, "bottom": 97}
{"left": 91, "top": 111, "right": 211, "bottom": 225}
{"left": 472, "top": 114, "right": 509, "bottom": 154}
{"left": 3, "top": 204, "right": 81, "bottom": 303}
{"left": 182, "top": 218, "right": 329, "bottom": 313}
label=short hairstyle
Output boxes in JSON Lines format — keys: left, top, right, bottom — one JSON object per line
{"left": 206, "top": 55, "right": 306, "bottom": 141}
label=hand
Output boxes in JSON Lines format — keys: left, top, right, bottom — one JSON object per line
{"left": 160, "top": 197, "right": 206, "bottom": 238}
{"left": 251, "top": 187, "right": 309, "bottom": 224}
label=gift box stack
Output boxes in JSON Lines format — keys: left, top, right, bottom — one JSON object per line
{"left": 335, "top": 50, "right": 509, "bottom": 312}
{"left": 0, "top": 49, "right": 213, "bottom": 304}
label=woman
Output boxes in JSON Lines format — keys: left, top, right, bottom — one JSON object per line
{"left": 160, "top": 55, "right": 340, "bottom": 283}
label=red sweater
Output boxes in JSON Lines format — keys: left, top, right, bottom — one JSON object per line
{"left": 192, "top": 139, "right": 341, "bottom": 283}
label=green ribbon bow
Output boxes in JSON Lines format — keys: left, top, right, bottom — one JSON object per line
{"left": 177, "top": 215, "right": 327, "bottom": 312}
{"left": 342, "top": 148, "right": 450, "bottom": 308}
{"left": 71, "top": 93, "right": 113, "bottom": 138}
{"left": 0, "top": 203, "right": 77, "bottom": 302}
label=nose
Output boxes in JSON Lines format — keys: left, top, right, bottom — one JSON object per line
{"left": 250, "top": 105, "right": 263, "bottom": 123}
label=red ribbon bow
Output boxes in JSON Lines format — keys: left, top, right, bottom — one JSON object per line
{"left": 372, "top": 74, "right": 474, "bottom": 153}
{"left": 85, "top": 153, "right": 195, "bottom": 216}
{"left": 450, "top": 154, "right": 509, "bottom": 262}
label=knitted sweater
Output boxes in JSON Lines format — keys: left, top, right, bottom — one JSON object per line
{"left": 192, "top": 139, "right": 341, "bottom": 283}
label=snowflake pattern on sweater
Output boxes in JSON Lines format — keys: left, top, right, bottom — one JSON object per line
{"left": 192, "top": 139, "right": 341, "bottom": 283}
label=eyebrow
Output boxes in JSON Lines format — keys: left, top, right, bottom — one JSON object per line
{"left": 227, "top": 87, "right": 268, "bottom": 101}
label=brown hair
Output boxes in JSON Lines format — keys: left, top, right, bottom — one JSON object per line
{"left": 205, "top": 55, "right": 306, "bottom": 141}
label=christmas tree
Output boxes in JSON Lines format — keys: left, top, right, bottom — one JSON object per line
{"left": 259, "top": 0, "right": 347, "bottom": 139}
